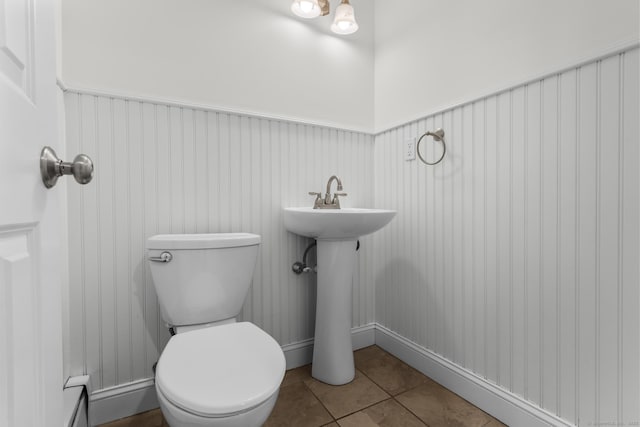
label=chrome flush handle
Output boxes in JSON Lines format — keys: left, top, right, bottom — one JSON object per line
{"left": 149, "top": 252, "right": 173, "bottom": 263}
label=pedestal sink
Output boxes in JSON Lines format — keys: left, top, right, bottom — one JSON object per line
{"left": 284, "top": 207, "right": 396, "bottom": 385}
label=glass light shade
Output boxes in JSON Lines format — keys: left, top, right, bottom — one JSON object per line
{"left": 330, "top": 1, "right": 358, "bottom": 35}
{"left": 291, "top": 0, "right": 321, "bottom": 19}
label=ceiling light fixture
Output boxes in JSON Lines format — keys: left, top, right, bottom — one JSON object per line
{"left": 330, "top": 0, "right": 358, "bottom": 35}
{"left": 290, "top": 0, "right": 358, "bottom": 35}
{"left": 291, "top": 0, "right": 322, "bottom": 19}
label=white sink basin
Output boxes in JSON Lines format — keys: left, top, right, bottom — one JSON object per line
{"left": 283, "top": 206, "right": 396, "bottom": 385}
{"left": 283, "top": 207, "right": 396, "bottom": 240}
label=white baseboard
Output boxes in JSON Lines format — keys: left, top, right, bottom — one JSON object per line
{"left": 90, "top": 379, "right": 158, "bottom": 426}
{"left": 90, "top": 324, "right": 376, "bottom": 425}
{"left": 281, "top": 337, "right": 315, "bottom": 370}
{"left": 374, "top": 325, "right": 573, "bottom": 427}
{"left": 281, "top": 323, "right": 377, "bottom": 370}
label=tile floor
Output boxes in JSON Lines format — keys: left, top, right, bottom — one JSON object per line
{"left": 100, "top": 345, "right": 506, "bottom": 427}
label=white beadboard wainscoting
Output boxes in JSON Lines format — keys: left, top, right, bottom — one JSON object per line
{"left": 61, "top": 45, "right": 639, "bottom": 426}
{"left": 63, "top": 91, "right": 376, "bottom": 398}
{"left": 373, "top": 46, "right": 639, "bottom": 426}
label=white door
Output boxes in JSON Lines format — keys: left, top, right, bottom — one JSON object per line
{"left": 0, "top": 0, "right": 63, "bottom": 426}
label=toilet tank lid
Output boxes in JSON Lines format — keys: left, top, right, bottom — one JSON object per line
{"left": 146, "top": 233, "right": 261, "bottom": 250}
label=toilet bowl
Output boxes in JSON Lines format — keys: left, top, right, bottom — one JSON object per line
{"left": 155, "top": 322, "right": 284, "bottom": 427}
{"left": 146, "top": 233, "right": 285, "bottom": 427}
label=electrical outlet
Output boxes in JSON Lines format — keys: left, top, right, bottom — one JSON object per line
{"left": 404, "top": 138, "right": 416, "bottom": 161}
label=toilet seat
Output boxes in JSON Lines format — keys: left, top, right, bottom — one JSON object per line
{"left": 155, "top": 322, "right": 286, "bottom": 418}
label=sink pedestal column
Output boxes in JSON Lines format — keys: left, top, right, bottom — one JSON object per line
{"left": 312, "top": 238, "right": 358, "bottom": 385}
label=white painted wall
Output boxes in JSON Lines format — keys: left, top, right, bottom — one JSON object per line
{"left": 374, "top": 0, "right": 640, "bottom": 131}
{"left": 61, "top": 0, "right": 374, "bottom": 132}
{"left": 63, "top": 91, "right": 376, "bottom": 391}
{"left": 59, "top": 2, "right": 640, "bottom": 425}
{"left": 373, "top": 47, "right": 639, "bottom": 426}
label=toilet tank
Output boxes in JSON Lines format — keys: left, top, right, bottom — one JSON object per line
{"left": 146, "top": 233, "right": 261, "bottom": 328}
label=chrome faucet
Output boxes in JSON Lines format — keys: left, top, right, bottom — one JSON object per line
{"left": 309, "top": 175, "right": 347, "bottom": 209}
{"left": 324, "top": 175, "right": 343, "bottom": 205}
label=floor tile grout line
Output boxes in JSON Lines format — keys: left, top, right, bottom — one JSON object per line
{"left": 389, "top": 379, "right": 502, "bottom": 427}
{"left": 333, "top": 396, "right": 394, "bottom": 422}
{"left": 330, "top": 396, "right": 430, "bottom": 426}
{"left": 354, "top": 347, "right": 436, "bottom": 398}
{"left": 300, "top": 379, "right": 339, "bottom": 423}
{"left": 386, "top": 397, "right": 430, "bottom": 427}
{"left": 279, "top": 346, "right": 454, "bottom": 426}
{"left": 301, "top": 356, "right": 432, "bottom": 426}
{"left": 301, "top": 369, "right": 392, "bottom": 422}
{"left": 392, "top": 392, "right": 433, "bottom": 426}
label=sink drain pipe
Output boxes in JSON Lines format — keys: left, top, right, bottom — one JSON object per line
{"left": 292, "top": 241, "right": 317, "bottom": 274}
{"left": 292, "top": 240, "right": 360, "bottom": 274}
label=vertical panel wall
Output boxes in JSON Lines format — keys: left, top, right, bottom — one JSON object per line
{"left": 373, "top": 47, "right": 639, "bottom": 426}
{"left": 64, "top": 92, "right": 375, "bottom": 391}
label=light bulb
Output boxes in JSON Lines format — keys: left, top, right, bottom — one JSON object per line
{"left": 331, "top": 0, "right": 358, "bottom": 35}
{"left": 291, "top": 0, "right": 321, "bottom": 19}
{"left": 300, "top": 1, "right": 314, "bottom": 13}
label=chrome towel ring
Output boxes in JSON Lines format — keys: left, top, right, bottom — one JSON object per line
{"left": 416, "top": 128, "right": 446, "bottom": 165}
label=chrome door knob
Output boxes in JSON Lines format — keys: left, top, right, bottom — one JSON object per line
{"left": 67, "top": 154, "right": 94, "bottom": 184}
{"left": 40, "top": 146, "right": 94, "bottom": 188}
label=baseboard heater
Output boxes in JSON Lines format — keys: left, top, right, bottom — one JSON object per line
{"left": 63, "top": 376, "right": 91, "bottom": 427}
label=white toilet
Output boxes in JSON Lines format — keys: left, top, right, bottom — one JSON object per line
{"left": 146, "top": 233, "right": 285, "bottom": 427}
